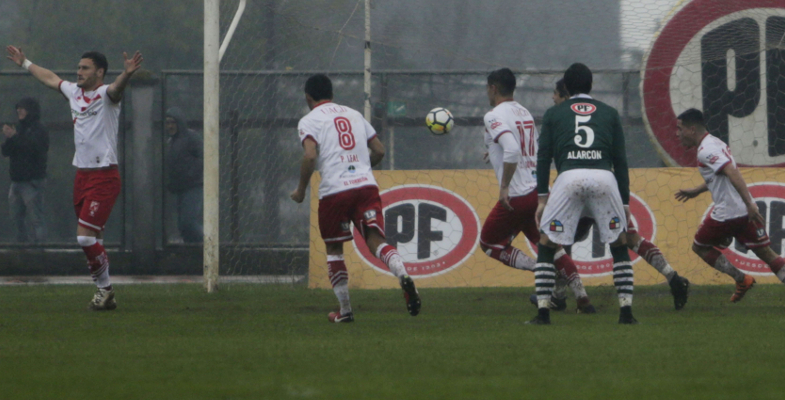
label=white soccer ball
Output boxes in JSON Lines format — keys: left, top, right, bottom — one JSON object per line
{"left": 425, "top": 107, "right": 454, "bottom": 135}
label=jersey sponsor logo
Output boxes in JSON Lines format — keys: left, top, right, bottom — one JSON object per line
{"left": 352, "top": 185, "right": 480, "bottom": 278}
{"left": 699, "top": 182, "right": 785, "bottom": 275}
{"left": 363, "top": 210, "right": 377, "bottom": 222}
{"left": 708, "top": 154, "right": 719, "bottom": 164}
{"left": 609, "top": 217, "right": 620, "bottom": 230}
{"left": 89, "top": 201, "right": 100, "bottom": 217}
{"left": 570, "top": 103, "right": 596, "bottom": 115}
{"left": 642, "top": 1, "right": 785, "bottom": 167}
{"left": 490, "top": 122, "right": 502, "bottom": 130}
{"left": 566, "top": 150, "right": 602, "bottom": 160}
{"left": 340, "top": 221, "right": 351, "bottom": 232}
{"left": 528, "top": 192, "right": 656, "bottom": 277}
{"left": 549, "top": 220, "right": 564, "bottom": 232}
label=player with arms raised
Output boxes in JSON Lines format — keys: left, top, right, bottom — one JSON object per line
{"left": 290, "top": 74, "right": 420, "bottom": 323}
{"left": 675, "top": 109, "right": 785, "bottom": 301}
{"left": 533, "top": 63, "right": 636, "bottom": 325}
{"left": 6, "top": 45, "right": 142, "bottom": 310}
{"left": 479, "top": 69, "right": 595, "bottom": 313}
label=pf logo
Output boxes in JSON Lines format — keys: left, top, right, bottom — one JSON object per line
{"left": 701, "top": 183, "right": 785, "bottom": 275}
{"left": 352, "top": 185, "right": 480, "bottom": 278}
{"left": 527, "top": 192, "right": 656, "bottom": 276}
{"left": 642, "top": 0, "right": 785, "bottom": 167}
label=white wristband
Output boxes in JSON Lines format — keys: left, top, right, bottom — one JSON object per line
{"left": 21, "top": 59, "right": 32, "bottom": 70}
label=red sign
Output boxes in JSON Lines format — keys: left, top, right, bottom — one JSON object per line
{"left": 352, "top": 185, "right": 480, "bottom": 278}
{"left": 641, "top": 0, "right": 785, "bottom": 167}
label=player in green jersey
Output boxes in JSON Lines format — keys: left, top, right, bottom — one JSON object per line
{"left": 530, "top": 63, "right": 637, "bottom": 325}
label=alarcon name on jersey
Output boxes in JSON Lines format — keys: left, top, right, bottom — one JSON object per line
{"left": 566, "top": 150, "right": 603, "bottom": 160}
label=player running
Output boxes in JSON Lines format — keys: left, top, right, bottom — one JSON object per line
{"left": 675, "top": 109, "right": 785, "bottom": 302}
{"left": 6, "top": 45, "right": 142, "bottom": 310}
{"left": 480, "top": 69, "right": 595, "bottom": 313}
{"left": 533, "top": 63, "right": 637, "bottom": 325}
{"left": 290, "top": 74, "right": 421, "bottom": 323}
{"left": 547, "top": 79, "right": 690, "bottom": 310}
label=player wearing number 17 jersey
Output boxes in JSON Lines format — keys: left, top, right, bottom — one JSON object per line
{"left": 290, "top": 74, "right": 420, "bottom": 323}
{"left": 533, "top": 63, "right": 636, "bottom": 325}
{"left": 479, "top": 69, "right": 595, "bottom": 314}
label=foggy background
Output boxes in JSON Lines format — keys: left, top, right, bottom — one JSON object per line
{"left": 0, "top": 0, "right": 680, "bottom": 274}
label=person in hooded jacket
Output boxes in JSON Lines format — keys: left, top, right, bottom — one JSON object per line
{"left": 165, "top": 107, "right": 203, "bottom": 243}
{"left": 1, "top": 97, "right": 49, "bottom": 243}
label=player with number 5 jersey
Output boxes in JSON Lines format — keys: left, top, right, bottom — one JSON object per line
{"left": 290, "top": 74, "right": 420, "bottom": 323}
{"left": 532, "top": 63, "right": 635, "bottom": 325}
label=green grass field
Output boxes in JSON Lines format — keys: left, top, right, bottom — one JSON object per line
{"left": 2, "top": 283, "right": 785, "bottom": 399}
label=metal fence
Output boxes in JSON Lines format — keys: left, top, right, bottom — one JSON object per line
{"left": 0, "top": 69, "right": 658, "bottom": 275}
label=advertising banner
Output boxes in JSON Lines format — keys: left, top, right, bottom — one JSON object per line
{"left": 309, "top": 168, "right": 785, "bottom": 289}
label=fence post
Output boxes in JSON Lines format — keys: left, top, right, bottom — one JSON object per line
{"left": 129, "top": 71, "right": 159, "bottom": 272}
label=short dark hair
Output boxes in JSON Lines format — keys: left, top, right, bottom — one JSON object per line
{"left": 555, "top": 78, "right": 569, "bottom": 98}
{"left": 563, "top": 63, "right": 592, "bottom": 95}
{"left": 487, "top": 68, "right": 516, "bottom": 96}
{"left": 677, "top": 108, "right": 705, "bottom": 129}
{"left": 81, "top": 51, "right": 108, "bottom": 75}
{"left": 304, "top": 74, "right": 333, "bottom": 102}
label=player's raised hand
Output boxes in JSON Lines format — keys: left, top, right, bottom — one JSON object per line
{"left": 290, "top": 188, "right": 306, "bottom": 203}
{"left": 122, "top": 51, "right": 143, "bottom": 75}
{"left": 6, "top": 45, "right": 25, "bottom": 67}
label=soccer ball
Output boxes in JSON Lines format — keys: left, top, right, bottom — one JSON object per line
{"left": 425, "top": 107, "right": 454, "bottom": 135}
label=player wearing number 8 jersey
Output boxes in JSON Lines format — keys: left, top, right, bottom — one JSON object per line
{"left": 479, "top": 69, "right": 595, "bottom": 314}
{"left": 532, "top": 63, "right": 636, "bottom": 325}
{"left": 290, "top": 74, "right": 420, "bottom": 323}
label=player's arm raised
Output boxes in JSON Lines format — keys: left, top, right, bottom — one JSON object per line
{"left": 107, "top": 51, "right": 143, "bottom": 103}
{"left": 290, "top": 138, "right": 317, "bottom": 204}
{"left": 6, "top": 45, "right": 62, "bottom": 90}
{"left": 368, "top": 137, "right": 385, "bottom": 167}
{"left": 721, "top": 164, "right": 764, "bottom": 225}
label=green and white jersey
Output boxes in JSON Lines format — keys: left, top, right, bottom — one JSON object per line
{"left": 536, "top": 94, "right": 630, "bottom": 204}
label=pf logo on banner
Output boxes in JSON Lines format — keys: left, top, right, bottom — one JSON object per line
{"left": 352, "top": 185, "right": 480, "bottom": 278}
{"left": 641, "top": 0, "right": 785, "bottom": 167}
{"left": 701, "top": 183, "right": 785, "bottom": 276}
{"left": 528, "top": 192, "right": 657, "bottom": 276}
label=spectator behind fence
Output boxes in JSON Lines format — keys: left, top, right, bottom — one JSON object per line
{"left": 165, "top": 107, "right": 203, "bottom": 243}
{"left": 1, "top": 97, "right": 49, "bottom": 243}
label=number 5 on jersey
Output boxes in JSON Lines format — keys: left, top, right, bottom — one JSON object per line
{"left": 574, "top": 115, "right": 595, "bottom": 148}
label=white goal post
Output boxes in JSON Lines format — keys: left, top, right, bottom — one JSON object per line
{"left": 203, "top": 0, "right": 247, "bottom": 292}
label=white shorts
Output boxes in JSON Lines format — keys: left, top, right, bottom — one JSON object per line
{"left": 539, "top": 169, "right": 627, "bottom": 245}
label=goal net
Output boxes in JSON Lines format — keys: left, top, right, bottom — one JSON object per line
{"left": 205, "top": 0, "right": 785, "bottom": 290}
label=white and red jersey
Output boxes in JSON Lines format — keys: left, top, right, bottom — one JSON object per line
{"left": 697, "top": 133, "right": 747, "bottom": 221}
{"left": 483, "top": 101, "right": 538, "bottom": 197}
{"left": 298, "top": 102, "right": 378, "bottom": 199}
{"left": 59, "top": 81, "right": 121, "bottom": 168}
